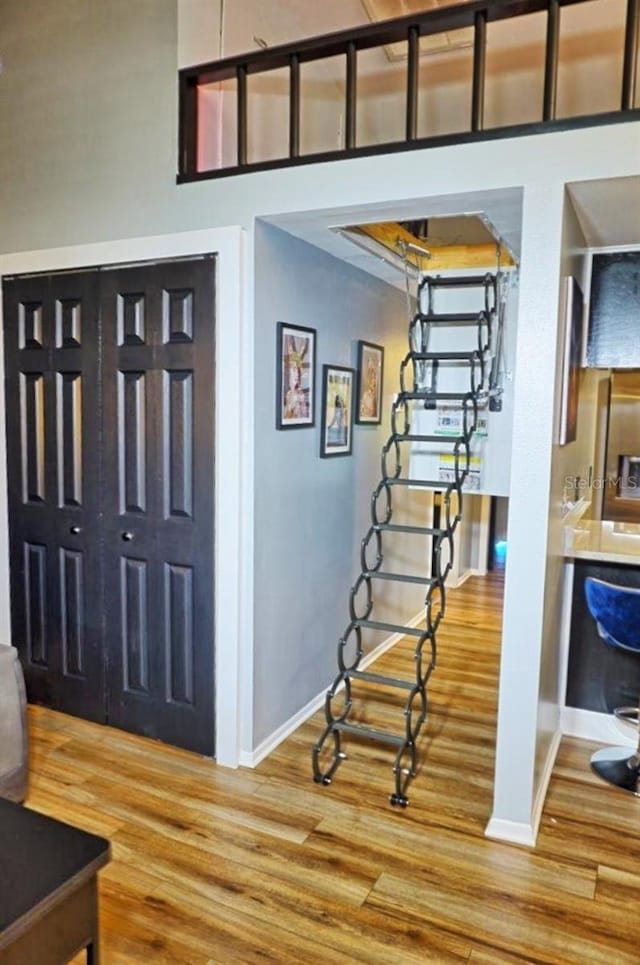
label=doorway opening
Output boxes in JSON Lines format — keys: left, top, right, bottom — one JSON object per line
{"left": 252, "top": 192, "right": 520, "bottom": 806}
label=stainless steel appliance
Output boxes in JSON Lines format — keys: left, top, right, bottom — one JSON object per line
{"left": 603, "top": 371, "right": 640, "bottom": 523}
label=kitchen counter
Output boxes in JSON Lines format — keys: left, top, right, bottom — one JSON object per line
{"left": 564, "top": 518, "right": 640, "bottom": 566}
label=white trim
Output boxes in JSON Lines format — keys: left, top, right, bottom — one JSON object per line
{"left": 239, "top": 687, "right": 322, "bottom": 768}
{"left": 484, "top": 817, "right": 537, "bottom": 848}
{"left": 557, "top": 562, "right": 574, "bottom": 709}
{"left": 561, "top": 705, "right": 636, "bottom": 747}
{"left": 530, "top": 726, "right": 562, "bottom": 842}
{"left": 237, "top": 229, "right": 254, "bottom": 760}
{"left": 448, "top": 567, "right": 485, "bottom": 590}
{"left": 0, "top": 296, "right": 10, "bottom": 647}
{"left": 475, "top": 495, "right": 491, "bottom": 577}
{"left": 485, "top": 726, "right": 562, "bottom": 848}
{"left": 241, "top": 609, "right": 425, "bottom": 767}
{"left": 0, "top": 227, "right": 247, "bottom": 768}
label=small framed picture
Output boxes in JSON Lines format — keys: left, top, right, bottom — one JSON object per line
{"left": 276, "top": 323, "right": 316, "bottom": 429}
{"left": 320, "top": 365, "right": 354, "bottom": 458}
{"left": 356, "top": 340, "right": 384, "bottom": 424}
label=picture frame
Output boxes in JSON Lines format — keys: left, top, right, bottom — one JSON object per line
{"left": 356, "top": 340, "right": 384, "bottom": 425}
{"left": 558, "top": 276, "right": 584, "bottom": 446}
{"left": 276, "top": 322, "right": 316, "bottom": 429}
{"left": 320, "top": 365, "right": 354, "bottom": 458}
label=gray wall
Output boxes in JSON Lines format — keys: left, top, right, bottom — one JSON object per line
{"left": 253, "top": 222, "right": 430, "bottom": 746}
{"left": 0, "top": 0, "right": 201, "bottom": 253}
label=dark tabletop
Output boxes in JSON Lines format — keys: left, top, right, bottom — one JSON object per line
{"left": 0, "top": 797, "right": 110, "bottom": 934}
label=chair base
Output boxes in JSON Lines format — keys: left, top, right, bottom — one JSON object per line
{"left": 614, "top": 706, "right": 639, "bottom": 725}
{"left": 591, "top": 746, "right": 640, "bottom": 796}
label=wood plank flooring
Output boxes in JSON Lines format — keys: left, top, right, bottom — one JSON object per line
{"left": 25, "top": 571, "right": 640, "bottom": 964}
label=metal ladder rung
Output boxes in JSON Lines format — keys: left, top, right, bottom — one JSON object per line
{"left": 420, "top": 274, "right": 495, "bottom": 289}
{"left": 334, "top": 721, "right": 405, "bottom": 745}
{"left": 392, "top": 432, "right": 466, "bottom": 444}
{"left": 411, "top": 351, "right": 480, "bottom": 361}
{"left": 350, "top": 669, "right": 418, "bottom": 689}
{"left": 423, "top": 391, "right": 476, "bottom": 402}
{"left": 353, "top": 619, "right": 425, "bottom": 638}
{"left": 374, "top": 522, "right": 444, "bottom": 536}
{"left": 414, "top": 312, "right": 488, "bottom": 324}
{"left": 363, "top": 570, "right": 437, "bottom": 586}
{"left": 387, "top": 477, "right": 456, "bottom": 490}
{"left": 396, "top": 391, "right": 475, "bottom": 402}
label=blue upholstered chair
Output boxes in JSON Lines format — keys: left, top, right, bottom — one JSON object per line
{"left": 585, "top": 577, "right": 640, "bottom": 795}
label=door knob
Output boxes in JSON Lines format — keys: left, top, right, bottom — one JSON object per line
{"left": 69, "top": 525, "right": 82, "bottom": 535}
{"left": 121, "top": 531, "right": 134, "bottom": 541}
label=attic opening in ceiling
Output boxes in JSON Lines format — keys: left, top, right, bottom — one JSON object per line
{"left": 360, "top": 0, "right": 473, "bottom": 60}
{"left": 335, "top": 212, "right": 518, "bottom": 278}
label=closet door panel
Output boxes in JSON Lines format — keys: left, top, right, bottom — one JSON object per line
{"left": 3, "top": 272, "right": 104, "bottom": 719}
{"left": 101, "top": 257, "right": 215, "bottom": 755}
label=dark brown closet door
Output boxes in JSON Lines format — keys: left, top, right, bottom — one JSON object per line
{"left": 3, "top": 272, "right": 104, "bottom": 721}
{"left": 100, "top": 258, "right": 216, "bottom": 755}
{"left": 3, "top": 257, "right": 216, "bottom": 756}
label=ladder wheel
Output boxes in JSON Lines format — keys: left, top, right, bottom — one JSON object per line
{"left": 389, "top": 793, "right": 409, "bottom": 808}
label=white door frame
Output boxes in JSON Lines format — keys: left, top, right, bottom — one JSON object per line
{"left": 0, "top": 226, "right": 248, "bottom": 767}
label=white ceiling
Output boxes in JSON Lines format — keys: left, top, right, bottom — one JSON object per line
{"left": 568, "top": 176, "right": 640, "bottom": 248}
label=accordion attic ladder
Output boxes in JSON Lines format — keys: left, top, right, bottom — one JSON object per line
{"left": 312, "top": 267, "right": 502, "bottom": 807}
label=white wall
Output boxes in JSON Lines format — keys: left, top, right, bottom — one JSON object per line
{"left": 534, "top": 197, "right": 599, "bottom": 797}
{"left": 487, "top": 186, "right": 613, "bottom": 845}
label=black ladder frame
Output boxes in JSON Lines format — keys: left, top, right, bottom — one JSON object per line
{"left": 312, "top": 271, "right": 498, "bottom": 806}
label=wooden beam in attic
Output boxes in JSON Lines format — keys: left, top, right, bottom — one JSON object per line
{"left": 354, "top": 221, "right": 516, "bottom": 270}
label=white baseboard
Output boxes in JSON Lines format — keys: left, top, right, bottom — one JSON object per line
{"left": 238, "top": 687, "right": 325, "bottom": 768}
{"left": 485, "top": 726, "right": 562, "bottom": 848}
{"left": 561, "top": 706, "right": 636, "bottom": 747}
{"left": 447, "top": 567, "right": 484, "bottom": 590}
{"left": 240, "top": 609, "right": 425, "bottom": 768}
{"left": 484, "top": 817, "right": 537, "bottom": 848}
{"left": 530, "top": 726, "right": 562, "bottom": 842}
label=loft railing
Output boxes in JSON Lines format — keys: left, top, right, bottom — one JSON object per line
{"left": 178, "top": 0, "right": 640, "bottom": 182}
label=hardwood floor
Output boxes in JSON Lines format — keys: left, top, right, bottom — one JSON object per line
{"left": 26, "top": 571, "right": 640, "bottom": 963}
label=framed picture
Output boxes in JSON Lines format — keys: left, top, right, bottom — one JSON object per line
{"left": 320, "top": 365, "right": 354, "bottom": 458}
{"left": 356, "top": 340, "right": 384, "bottom": 424}
{"left": 276, "top": 323, "right": 316, "bottom": 429}
{"left": 558, "top": 276, "right": 584, "bottom": 446}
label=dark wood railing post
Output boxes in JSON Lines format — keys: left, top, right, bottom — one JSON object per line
{"left": 622, "top": 0, "right": 640, "bottom": 109}
{"left": 237, "top": 64, "right": 248, "bottom": 166}
{"left": 345, "top": 41, "right": 357, "bottom": 149}
{"left": 289, "top": 54, "right": 301, "bottom": 158}
{"left": 543, "top": 0, "right": 560, "bottom": 121}
{"left": 406, "top": 26, "right": 419, "bottom": 141}
{"left": 179, "top": 74, "right": 198, "bottom": 178}
{"left": 471, "top": 9, "right": 487, "bottom": 132}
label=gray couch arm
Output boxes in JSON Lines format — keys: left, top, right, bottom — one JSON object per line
{"left": 0, "top": 646, "right": 28, "bottom": 803}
